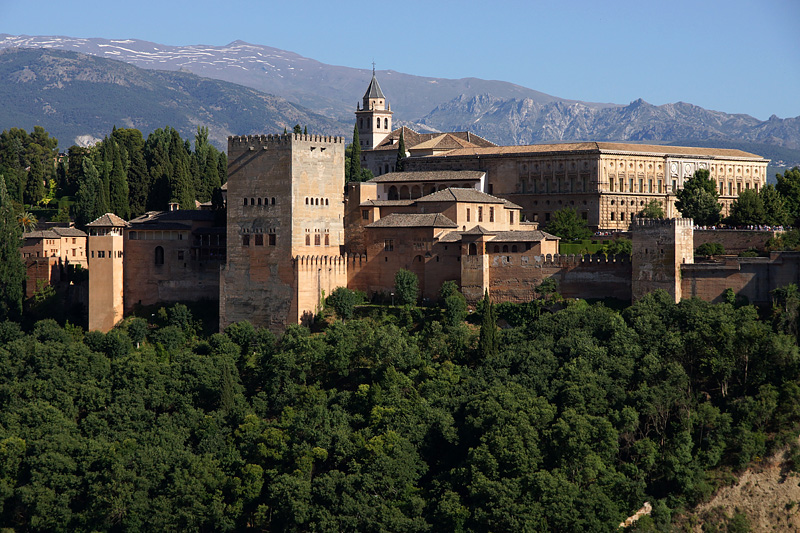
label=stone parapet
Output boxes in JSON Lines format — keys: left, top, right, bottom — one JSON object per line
{"left": 228, "top": 133, "right": 345, "bottom": 148}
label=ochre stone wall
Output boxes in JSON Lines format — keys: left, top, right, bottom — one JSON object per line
{"left": 221, "top": 134, "right": 346, "bottom": 330}
{"left": 489, "top": 253, "right": 632, "bottom": 303}
{"left": 88, "top": 233, "right": 124, "bottom": 332}
{"left": 631, "top": 218, "right": 694, "bottom": 302}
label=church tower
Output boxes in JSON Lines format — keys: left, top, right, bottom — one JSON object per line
{"left": 355, "top": 67, "right": 393, "bottom": 150}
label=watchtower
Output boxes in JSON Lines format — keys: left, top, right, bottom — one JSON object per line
{"left": 631, "top": 217, "right": 694, "bottom": 302}
{"left": 86, "top": 213, "right": 128, "bottom": 331}
{"left": 221, "top": 133, "right": 348, "bottom": 330}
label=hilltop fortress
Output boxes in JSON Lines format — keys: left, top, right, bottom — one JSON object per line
{"left": 84, "top": 73, "right": 788, "bottom": 332}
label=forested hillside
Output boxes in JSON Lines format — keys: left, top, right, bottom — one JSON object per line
{"left": 2, "top": 291, "right": 800, "bottom": 531}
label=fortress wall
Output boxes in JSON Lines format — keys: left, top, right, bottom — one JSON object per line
{"left": 694, "top": 229, "right": 780, "bottom": 254}
{"left": 682, "top": 252, "right": 800, "bottom": 304}
{"left": 294, "top": 255, "right": 348, "bottom": 324}
{"left": 489, "top": 253, "right": 632, "bottom": 303}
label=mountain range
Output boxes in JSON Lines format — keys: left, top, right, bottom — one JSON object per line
{"left": 1, "top": 34, "right": 799, "bottom": 169}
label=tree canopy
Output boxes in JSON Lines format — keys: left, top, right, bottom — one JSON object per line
{"left": 675, "top": 169, "right": 721, "bottom": 226}
{"left": 545, "top": 207, "right": 592, "bottom": 241}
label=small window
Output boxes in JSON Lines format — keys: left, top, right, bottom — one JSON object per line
{"left": 306, "top": 235, "right": 311, "bottom": 245}
{"left": 325, "top": 199, "right": 329, "bottom": 206}
{"left": 272, "top": 198, "right": 276, "bottom": 205}
{"left": 384, "top": 118, "right": 388, "bottom": 129}
{"left": 384, "top": 239, "right": 394, "bottom": 252}
{"left": 257, "top": 198, "right": 262, "bottom": 206}
{"left": 243, "top": 198, "right": 248, "bottom": 206}
{"left": 478, "top": 206, "right": 483, "bottom": 222}
{"left": 510, "top": 212, "right": 514, "bottom": 224}
{"left": 489, "top": 207, "right": 494, "bottom": 222}
{"left": 314, "top": 233, "right": 321, "bottom": 246}
{"left": 154, "top": 246, "right": 164, "bottom": 264}
{"left": 242, "top": 235, "right": 250, "bottom": 246}
{"left": 255, "top": 234, "right": 264, "bottom": 246}
{"left": 305, "top": 198, "right": 309, "bottom": 205}
{"left": 324, "top": 234, "right": 330, "bottom": 246}
{"left": 251, "top": 198, "right": 255, "bottom": 206}
{"left": 177, "top": 250, "right": 184, "bottom": 260}
{"left": 362, "top": 210, "right": 369, "bottom": 220}
{"left": 269, "top": 234, "right": 276, "bottom": 246}
{"left": 466, "top": 208, "right": 471, "bottom": 222}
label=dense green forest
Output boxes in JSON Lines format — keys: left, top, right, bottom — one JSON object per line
{"left": 2, "top": 289, "right": 800, "bottom": 531}
{"left": 0, "top": 125, "right": 227, "bottom": 226}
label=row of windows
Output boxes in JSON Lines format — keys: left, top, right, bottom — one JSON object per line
{"left": 242, "top": 234, "right": 276, "bottom": 246}
{"left": 305, "top": 197, "right": 330, "bottom": 206}
{"left": 720, "top": 181, "right": 758, "bottom": 195}
{"left": 129, "top": 231, "right": 187, "bottom": 240}
{"left": 609, "top": 178, "right": 663, "bottom": 194}
{"left": 244, "top": 197, "right": 277, "bottom": 206}
{"left": 91, "top": 250, "right": 123, "bottom": 259}
{"left": 305, "top": 233, "right": 330, "bottom": 246}
{"left": 358, "top": 117, "right": 389, "bottom": 130}
{"left": 387, "top": 183, "right": 474, "bottom": 200}
{"left": 529, "top": 211, "right": 589, "bottom": 223}
{"left": 518, "top": 177, "right": 590, "bottom": 194}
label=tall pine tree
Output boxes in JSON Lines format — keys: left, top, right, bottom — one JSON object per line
{"left": 109, "top": 147, "right": 130, "bottom": 219}
{"left": 0, "top": 175, "right": 24, "bottom": 320}
{"left": 478, "top": 290, "right": 498, "bottom": 359}
{"left": 347, "top": 122, "right": 362, "bottom": 183}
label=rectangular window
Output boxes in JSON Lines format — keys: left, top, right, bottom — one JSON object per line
{"left": 728, "top": 182, "right": 732, "bottom": 195}
{"left": 489, "top": 207, "right": 494, "bottom": 222}
{"left": 384, "top": 239, "right": 394, "bottom": 252}
{"left": 324, "top": 234, "right": 330, "bottom": 246}
{"left": 545, "top": 212, "right": 550, "bottom": 222}
{"left": 242, "top": 235, "right": 250, "bottom": 246}
{"left": 98, "top": 251, "right": 105, "bottom": 258}
{"left": 510, "top": 212, "right": 514, "bottom": 224}
{"left": 362, "top": 210, "right": 369, "bottom": 220}
{"left": 72, "top": 249, "right": 76, "bottom": 256}
{"left": 478, "top": 206, "right": 483, "bottom": 222}
{"left": 629, "top": 179, "right": 634, "bottom": 192}
{"left": 658, "top": 180, "right": 663, "bottom": 193}
{"left": 177, "top": 251, "right": 184, "bottom": 260}
{"left": 255, "top": 234, "right": 263, "bottom": 246}
{"left": 269, "top": 234, "right": 276, "bottom": 246}
{"left": 619, "top": 178, "right": 624, "bottom": 192}
{"left": 582, "top": 212, "right": 588, "bottom": 220}
{"left": 672, "top": 179, "right": 677, "bottom": 191}
{"left": 639, "top": 179, "right": 643, "bottom": 192}
{"left": 314, "top": 233, "right": 321, "bottom": 246}
{"left": 466, "top": 208, "right": 470, "bottom": 222}
{"left": 648, "top": 179, "right": 653, "bottom": 193}
{"left": 305, "top": 234, "right": 310, "bottom": 245}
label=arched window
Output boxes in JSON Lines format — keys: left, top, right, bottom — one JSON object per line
{"left": 388, "top": 186, "right": 399, "bottom": 200}
{"left": 315, "top": 198, "right": 319, "bottom": 205}
{"left": 376, "top": 118, "right": 380, "bottom": 128}
{"left": 271, "top": 198, "right": 276, "bottom": 205}
{"left": 468, "top": 243, "right": 478, "bottom": 256}
{"left": 325, "top": 199, "right": 329, "bottom": 205}
{"left": 399, "top": 186, "right": 410, "bottom": 199}
{"left": 502, "top": 245, "right": 509, "bottom": 253}
{"left": 415, "top": 255, "right": 423, "bottom": 262}
{"left": 385, "top": 164, "right": 390, "bottom": 175}
{"left": 511, "top": 245, "right": 518, "bottom": 253}
{"left": 384, "top": 118, "right": 388, "bottom": 129}
{"left": 493, "top": 245, "right": 500, "bottom": 253}
{"left": 410, "top": 185, "right": 421, "bottom": 199}
{"left": 257, "top": 198, "right": 262, "bottom": 205}
{"left": 359, "top": 119, "right": 363, "bottom": 129}
{"left": 154, "top": 246, "right": 164, "bottom": 265}
{"left": 243, "top": 198, "right": 248, "bottom": 206}
{"left": 305, "top": 198, "right": 309, "bottom": 205}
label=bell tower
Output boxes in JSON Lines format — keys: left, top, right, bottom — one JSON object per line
{"left": 355, "top": 65, "right": 393, "bottom": 150}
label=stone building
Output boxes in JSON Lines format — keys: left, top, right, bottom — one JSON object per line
{"left": 21, "top": 226, "right": 87, "bottom": 298}
{"left": 403, "top": 142, "right": 769, "bottom": 230}
{"left": 220, "top": 133, "right": 348, "bottom": 330}
{"left": 86, "top": 214, "right": 127, "bottom": 332}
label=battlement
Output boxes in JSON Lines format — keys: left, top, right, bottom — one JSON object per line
{"left": 632, "top": 217, "right": 694, "bottom": 228}
{"left": 492, "top": 253, "right": 630, "bottom": 266}
{"left": 228, "top": 133, "right": 345, "bottom": 149}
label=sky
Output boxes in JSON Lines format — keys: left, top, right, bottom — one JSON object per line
{"left": 2, "top": 0, "right": 798, "bottom": 120}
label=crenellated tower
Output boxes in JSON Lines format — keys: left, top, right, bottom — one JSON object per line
{"left": 631, "top": 217, "right": 694, "bottom": 302}
{"left": 221, "top": 133, "right": 348, "bottom": 330}
{"left": 355, "top": 66, "right": 393, "bottom": 150}
{"left": 86, "top": 213, "right": 128, "bottom": 331}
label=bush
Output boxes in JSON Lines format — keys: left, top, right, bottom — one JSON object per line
{"left": 326, "top": 287, "right": 366, "bottom": 320}
{"left": 696, "top": 242, "right": 725, "bottom": 256}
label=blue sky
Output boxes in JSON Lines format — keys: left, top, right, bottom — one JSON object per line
{"left": 2, "top": 0, "right": 798, "bottom": 120}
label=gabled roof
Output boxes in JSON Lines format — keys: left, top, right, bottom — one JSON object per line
{"left": 23, "top": 230, "right": 60, "bottom": 239}
{"left": 51, "top": 227, "right": 87, "bottom": 237}
{"left": 368, "top": 126, "right": 496, "bottom": 152}
{"left": 408, "top": 133, "right": 483, "bottom": 152}
{"left": 491, "top": 230, "right": 560, "bottom": 242}
{"left": 360, "top": 199, "right": 416, "bottom": 207}
{"left": 366, "top": 213, "right": 457, "bottom": 229}
{"left": 86, "top": 213, "right": 129, "bottom": 227}
{"left": 368, "top": 170, "right": 485, "bottom": 183}
{"left": 463, "top": 225, "right": 495, "bottom": 235}
{"left": 415, "top": 188, "right": 507, "bottom": 204}
{"left": 363, "top": 74, "right": 385, "bottom": 100}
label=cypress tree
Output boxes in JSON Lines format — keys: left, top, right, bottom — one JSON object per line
{"left": 303, "top": 126, "right": 308, "bottom": 135}
{"left": 478, "top": 290, "right": 498, "bottom": 359}
{"left": 217, "top": 151, "right": 228, "bottom": 186}
{"left": 395, "top": 129, "right": 406, "bottom": 172}
{"left": 348, "top": 122, "right": 362, "bottom": 183}
{"left": 75, "top": 159, "right": 107, "bottom": 227}
{"left": 23, "top": 156, "right": 46, "bottom": 205}
{"left": 0, "top": 175, "right": 24, "bottom": 321}
{"left": 109, "top": 148, "right": 130, "bottom": 219}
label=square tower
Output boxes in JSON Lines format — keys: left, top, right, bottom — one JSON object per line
{"left": 631, "top": 218, "right": 694, "bottom": 302}
{"left": 86, "top": 213, "right": 128, "bottom": 332}
{"left": 221, "top": 133, "right": 347, "bottom": 330}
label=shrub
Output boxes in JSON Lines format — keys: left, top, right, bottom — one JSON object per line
{"left": 696, "top": 242, "right": 725, "bottom": 256}
{"left": 394, "top": 269, "right": 419, "bottom": 306}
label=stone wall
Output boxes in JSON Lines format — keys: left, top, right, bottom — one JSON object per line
{"left": 631, "top": 218, "right": 694, "bottom": 302}
{"left": 694, "top": 229, "right": 780, "bottom": 255}
{"left": 489, "top": 253, "right": 632, "bottom": 303}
